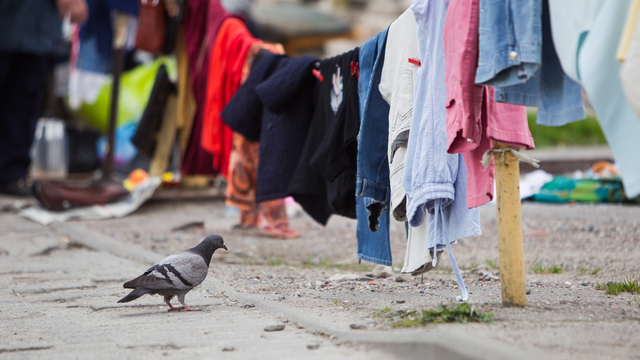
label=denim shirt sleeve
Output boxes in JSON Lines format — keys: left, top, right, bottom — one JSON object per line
{"left": 475, "top": 0, "right": 543, "bottom": 87}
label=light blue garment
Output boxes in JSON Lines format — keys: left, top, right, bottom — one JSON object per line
{"left": 407, "top": 0, "right": 481, "bottom": 300}
{"left": 548, "top": 0, "right": 605, "bottom": 83}
{"left": 494, "top": 0, "right": 585, "bottom": 127}
{"left": 356, "top": 28, "right": 392, "bottom": 265}
{"left": 475, "top": 0, "right": 542, "bottom": 87}
{"left": 576, "top": 0, "right": 640, "bottom": 198}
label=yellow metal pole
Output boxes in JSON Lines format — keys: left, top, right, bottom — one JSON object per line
{"left": 493, "top": 142, "right": 527, "bottom": 307}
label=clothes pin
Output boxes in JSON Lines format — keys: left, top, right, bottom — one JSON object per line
{"left": 493, "top": 141, "right": 527, "bottom": 307}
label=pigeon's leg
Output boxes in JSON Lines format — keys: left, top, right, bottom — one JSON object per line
{"left": 164, "top": 295, "right": 184, "bottom": 311}
{"left": 178, "top": 293, "right": 200, "bottom": 311}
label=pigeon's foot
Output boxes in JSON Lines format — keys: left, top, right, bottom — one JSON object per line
{"left": 180, "top": 304, "right": 200, "bottom": 311}
{"left": 167, "top": 306, "right": 185, "bottom": 312}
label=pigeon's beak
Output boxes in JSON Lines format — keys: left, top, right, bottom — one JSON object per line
{"left": 223, "top": 245, "right": 228, "bottom": 251}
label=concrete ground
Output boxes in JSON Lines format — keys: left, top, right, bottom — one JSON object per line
{"left": 1, "top": 194, "right": 639, "bottom": 360}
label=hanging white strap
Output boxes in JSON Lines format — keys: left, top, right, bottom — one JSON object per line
{"left": 481, "top": 147, "right": 540, "bottom": 170}
{"left": 434, "top": 200, "right": 468, "bottom": 301}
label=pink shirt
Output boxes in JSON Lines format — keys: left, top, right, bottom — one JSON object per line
{"left": 444, "top": 0, "right": 534, "bottom": 208}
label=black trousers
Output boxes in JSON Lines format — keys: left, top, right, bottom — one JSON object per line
{"left": 0, "top": 52, "right": 49, "bottom": 183}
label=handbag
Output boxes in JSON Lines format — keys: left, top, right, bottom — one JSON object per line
{"left": 135, "top": 0, "right": 166, "bottom": 54}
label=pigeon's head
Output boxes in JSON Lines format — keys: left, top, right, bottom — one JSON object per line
{"left": 202, "top": 234, "right": 227, "bottom": 251}
{"left": 191, "top": 235, "right": 227, "bottom": 266}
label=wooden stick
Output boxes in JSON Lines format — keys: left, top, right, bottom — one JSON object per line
{"left": 493, "top": 142, "right": 527, "bottom": 307}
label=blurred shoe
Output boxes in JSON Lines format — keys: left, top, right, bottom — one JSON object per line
{"left": 411, "top": 249, "right": 444, "bottom": 276}
{"left": 366, "top": 264, "right": 394, "bottom": 278}
{"left": 0, "top": 179, "right": 32, "bottom": 197}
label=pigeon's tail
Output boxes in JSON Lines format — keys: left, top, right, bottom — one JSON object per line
{"left": 117, "top": 288, "right": 150, "bottom": 303}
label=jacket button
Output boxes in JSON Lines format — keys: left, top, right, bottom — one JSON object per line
{"left": 509, "top": 51, "right": 518, "bottom": 61}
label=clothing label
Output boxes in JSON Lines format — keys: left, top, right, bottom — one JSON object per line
{"left": 408, "top": 58, "right": 421, "bottom": 66}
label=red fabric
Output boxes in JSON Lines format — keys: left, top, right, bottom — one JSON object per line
{"left": 201, "top": 18, "right": 261, "bottom": 178}
{"left": 180, "top": 0, "right": 229, "bottom": 176}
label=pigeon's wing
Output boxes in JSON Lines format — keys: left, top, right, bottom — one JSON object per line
{"left": 123, "top": 264, "right": 176, "bottom": 290}
{"left": 158, "top": 252, "right": 209, "bottom": 289}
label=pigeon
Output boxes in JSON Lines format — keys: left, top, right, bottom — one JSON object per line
{"left": 117, "top": 235, "right": 227, "bottom": 311}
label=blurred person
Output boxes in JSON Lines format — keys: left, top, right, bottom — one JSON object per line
{"left": 0, "top": 0, "right": 88, "bottom": 196}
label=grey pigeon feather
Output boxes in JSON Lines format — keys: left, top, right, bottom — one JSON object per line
{"left": 118, "top": 235, "right": 227, "bottom": 311}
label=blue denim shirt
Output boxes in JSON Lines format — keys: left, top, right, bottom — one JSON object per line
{"left": 493, "top": 0, "right": 585, "bottom": 126}
{"left": 475, "top": 0, "right": 542, "bottom": 87}
{"left": 356, "top": 28, "right": 393, "bottom": 266}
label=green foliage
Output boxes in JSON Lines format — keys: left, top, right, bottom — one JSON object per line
{"left": 390, "top": 303, "right": 495, "bottom": 327}
{"left": 631, "top": 297, "right": 640, "bottom": 308}
{"left": 462, "top": 262, "right": 479, "bottom": 271}
{"left": 331, "top": 299, "right": 342, "bottom": 306}
{"left": 527, "top": 111, "right": 606, "bottom": 148}
{"left": 373, "top": 306, "right": 393, "bottom": 317}
{"left": 531, "top": 262, "right": 546, "bottom": 274}
{"left": 579, "top": 265, "right": 602, "bottom": 275}
{"left": 548, "top": 264, "right": 564, "bottom": 274}
{"left": 595, "top": 277, "right": 640, "bottom": 295}
{"left": 531, "top": 262, "right": 563, "bottom": 274}
{"left": 486, "top": 259, "right": 498, "bottom": 270}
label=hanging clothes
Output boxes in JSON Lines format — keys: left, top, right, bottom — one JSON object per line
{"left": 548, "top": 0, "right": 605, "bottom": 83}
{"left": 474, "top": 0, "right": 542, "bottom": 87}
{"left": 224, "top": 43, "right": 297, "bottom": 239}
{"left": 491, "top": 0, "right": 586, "bottom": 126}
{"left": 175, "top": 26, "right": 196, "bottom": 153}
{"left": 222, "top": 52, "right": 319, "bottom": 204}
{"left": 406, "top": 0, "right": 481, "bottom": 300}
{"left": 378, "top": 9, "right": 433, "bottom": 273}
{"left": 181, "top": 0, "right": 230, "bottom": 176}
{"left": 201, "top": 17, "right": 261, "bottom": 178}
{"left": 444, "top": 0, "right": 535, "bottom": 208}
{"left": 356, "top": 28, "right": 392, "bottom": 266}
{"left": 549, "top": 0, "right": 640, "bottom": 198}
{"left": 378, "top": 9, "right": 418, "bottom": 223}
{"left": 288, "top": 49, "right": 361, "bottom": 225}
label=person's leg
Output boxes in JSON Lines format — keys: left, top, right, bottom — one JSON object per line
{"left": 259, "top": 199, "right": 299, "bottom": 239}
{"left": 0, "top": 52, "right": 49, "bottom": 196}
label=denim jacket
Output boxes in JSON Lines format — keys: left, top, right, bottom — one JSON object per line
{"left": 493, "top": 0, "right": 585, "bottom": 126}
{"left": 475, "top": 0, "right": 542, "bottom": 87}
{"left": 357, "top": 28, "right": 390, "bottom": 230}
{"left": 356, "top": 28, "right": 393, "bottom": 265}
